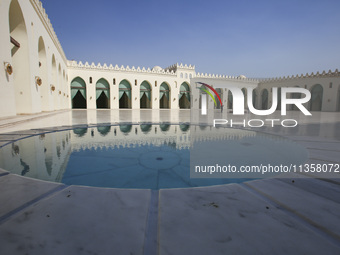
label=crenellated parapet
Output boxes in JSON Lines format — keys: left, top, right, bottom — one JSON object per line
{"left": 165, "top": 63, "right": 196, "bottom": 73}
{"left": 259, "top": 69, "right": 339, "bottom": 83}
{"left": 194, "top": 73, "right": 259, "bottom": 83}
{"left": 30, "top": 0, "right": 67, "bottom": 62}
{"left": 67, "top": 60, "right": 177, "bottom": 76}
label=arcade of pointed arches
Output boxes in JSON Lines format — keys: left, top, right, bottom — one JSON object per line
{"left": 70, "top": 77, "right": 193, "bottom": 110}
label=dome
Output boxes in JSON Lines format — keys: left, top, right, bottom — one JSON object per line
{"left": 152, "top": 66, "right": 163, "bottom": 72}
{"left": 238, "top": 75, "right": 246, "bottom": 79}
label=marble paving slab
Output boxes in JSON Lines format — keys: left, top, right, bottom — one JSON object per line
{"left": 0, "top": 174, "right": 63, "bottom": 219}
{"left": 299, "top": 159, "right": 340, "bottom": 183}
{"left": 276, "top": 174, "right": 340, "bottom": 204}
{"left": 294, "top": 141, "right": 340, "bottom": 151}
{"left": 159, "top": 184, "right": 340, "bottom": 255}
{"left": 0, "top": 185, "right": 151, "bottom": 255}
{"left": 289, "top": 136, "right": 340, "bottom": 143}
{"left": 246, "top": 179, "right": 340, "bottom": 240}
{"left": 307, "top": 149, "right": 340, "bottom": 163}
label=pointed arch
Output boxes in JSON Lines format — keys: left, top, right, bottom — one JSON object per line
{"left": 228, "top": 90, "right": 233, "bottom": 110}
{"left": 261, "top": 89, "right": 268, "bottom": 110}
{"left": 119, "top": 79, "right": 131, "bottom": 108}
{"left": 310, "top": 84, "right": 323, "bottom": 111}
{"left": 241, "top": 88, "right": 247, "bottom": 110}
{"left": 38, "top": 36, "right": 49, "bottom": 111}
{"left": 9, "top": 0, "right": 31, "bottom": 114}
{"left": 96, "top": 78, "right": 110, "bottom": 109}
{"left": 51, "top": 55, "right": 58, "bottom": 109}
{"left": 140, "top": 80, "right": 152, "bottom": 109}
{"left": 252, "top": 89, "right": 257, "bottom": 109}
{"left": 291, "top": 86, "right": 302, "bottom": 111}
{"left": 214, "top": 88, "right": 223, "bottom": 109}
{"left": 56, "top": 63, "right": 62, "bottom": 110}
{"left": 160, "top": 82, "right": 170, "bottom": 109}
{"left": 276, "top": 87, "right": 282, "bottom": 111}
{"left": 179, "top": 82, "right": 191, "bottom": 109}
{"left": 71, "top": 77, "right": 87, "bottom": 108}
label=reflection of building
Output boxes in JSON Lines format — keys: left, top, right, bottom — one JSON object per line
{"left": 0, "top": 125, "right": 259, "bottom": 181}
{"left": 70, "top": 125, "right": 257, "bottom": 151}
{"left": 0, "top": 0, "right": 339, "bottom": 118}
{"left": 0, "top": 131, "right": 72, "bottom": 182}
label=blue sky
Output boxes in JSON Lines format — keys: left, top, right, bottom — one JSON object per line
{"left": 41, "top": 0, "right": 340, "bottom": 78}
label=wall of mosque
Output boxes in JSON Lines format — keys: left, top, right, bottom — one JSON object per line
{"left": 257, "top": 72, "right": 340, "bottom": 112}
{"left": 0, "top": 0, "right": 69, "bottom": 118}
{"left": 0, "top": 0, "right": 339, "bottom": 119}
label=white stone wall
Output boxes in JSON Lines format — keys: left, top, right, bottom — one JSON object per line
{"left": 0, "top": 0, "right": 69, "bottom": 118}
{"left": 258, "top": 71, "right": 340, "bottom": 112}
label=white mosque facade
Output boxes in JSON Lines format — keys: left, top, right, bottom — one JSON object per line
{"left": 1, "top": 0, "right": 340, "bottom": 119}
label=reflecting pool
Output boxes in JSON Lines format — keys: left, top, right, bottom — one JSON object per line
{"left": 0, "top": 124, "right": 308, "bottom": 189}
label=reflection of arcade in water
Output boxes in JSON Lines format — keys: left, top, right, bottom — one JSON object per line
{"left": 70, "top": 124, "right": 257, "bottom": 151}
{"left": 0, "top": 124, "right": 257, "bottom": 184}
{"left": 0, "top": 132, "right": 72, "bottom": 183}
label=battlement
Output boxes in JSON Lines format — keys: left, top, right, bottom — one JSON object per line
{"left": 194, "top": 73, "right": 259, "bottom": 83}
{"left": 165, "top": 63, "right": 195, "bottom": 72}
{"left": 31, "top": 0, "right": 67, "bottom": 62}
{"left": 259, "top": 69, "right": 339, "bottom": 83}
{"left": 67, "top": 60, "right": 177, "bottom": 76}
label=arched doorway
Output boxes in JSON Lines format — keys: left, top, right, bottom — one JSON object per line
{"left": 252, "top": 90, "right": 257, "bottom": 109}
{"left": 96, "top": 78, "right": 110, "bottom": 109}
{"left": 38, "top": 36, "right": 49, "bottom": 111}
{"left": 160, "top": 82, "right": 170, "bottom": 109}
{"left": 241, "top": 88, "right": 247, "bottom": 110}
{"left": 51, "top": 55, "right": 58, "bottom": 109}
{"left": 276, "top": 87, "right": 281, "bottom": 111}
{"left": 9, "top": 0, "right": 31, "bottom": 114}
{"left": 71, "top": 77, "right": 86, "bottom": 108}
{"left": 179, "top": 82, "right": 191, "bottom": 109}
{"left": 291, "top": 86, "right": 301, "bottom": 111}
{"left": 56, "top": 64, "right": 62, "bottom": 110}
{"left": 119, "top": 80, "right": 131, "bottom": 108}
{"left": 214, "top": 88, "right": 223, "bottom": 109}
{"left": 310, "top": 84, "right": 323, "bottom": 111}
{"left": 198, "top": 85, "right": 205, "bottom": 110}
{"left": 140, "top": 81, "right": 152, "bottom": 108}
{"left": 261, "top": 89, "right": 268, "bottom": 109}
{"left": 228, "top": 90, "right": 233, "bottom": 110}
{"left": 62, "top": 70, "right": 66, "bottom": 108}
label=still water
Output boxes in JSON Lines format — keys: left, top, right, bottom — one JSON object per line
{"left": 0, "top": 124, "right": 308, "bottom": 189}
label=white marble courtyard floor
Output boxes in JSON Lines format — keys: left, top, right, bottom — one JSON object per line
{"left": 0, "top": 109, "right": 339, "bottom": 255}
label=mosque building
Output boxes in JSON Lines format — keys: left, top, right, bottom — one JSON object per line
{"left": 1, "top": 0, "right": 339, "bottom": 119}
